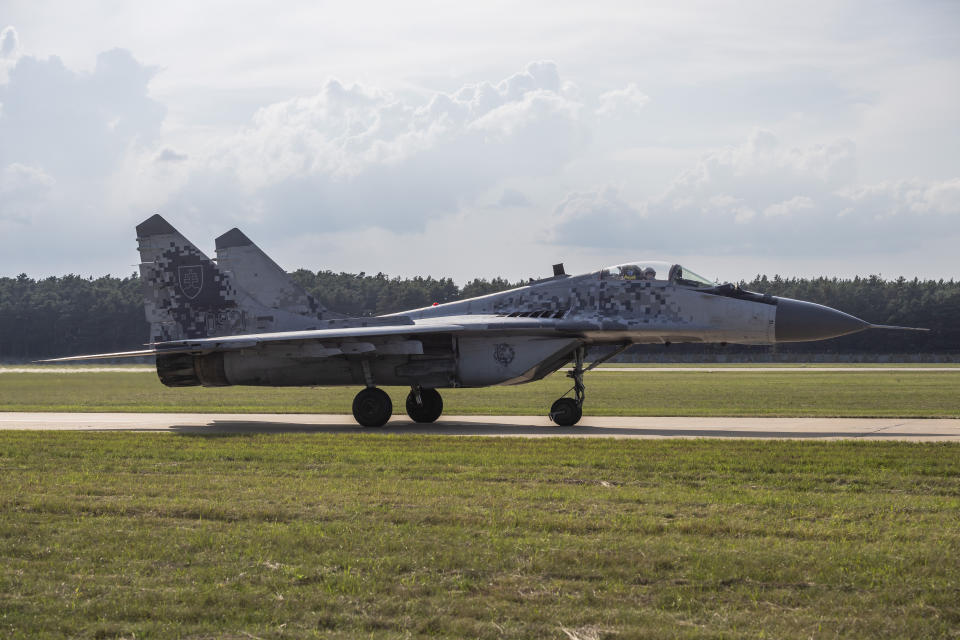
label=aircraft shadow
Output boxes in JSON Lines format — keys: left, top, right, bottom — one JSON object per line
{"left": 163, "top": 419, "right": 945, "bottom": 439}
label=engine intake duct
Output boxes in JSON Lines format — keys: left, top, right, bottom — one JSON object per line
{"left": 156, "top": 352, "right": 231, "bottom": 387}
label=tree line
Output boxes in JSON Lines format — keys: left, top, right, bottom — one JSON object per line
{"left": 0, "top": 271, "right": 957, "bottom": 360}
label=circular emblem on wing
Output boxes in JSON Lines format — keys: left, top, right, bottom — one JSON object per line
{"left": 493, "top": 343, "right": 515, "bottom": 366}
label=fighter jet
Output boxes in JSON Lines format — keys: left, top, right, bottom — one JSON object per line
{"left": 44, "top": 215, "right": 927, "bottom": 426}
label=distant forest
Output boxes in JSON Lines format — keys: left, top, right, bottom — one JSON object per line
{"left": 0, "top": 271, "right": 958, "bottom": 360}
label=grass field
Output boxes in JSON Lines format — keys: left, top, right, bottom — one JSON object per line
{"left": 1, "top": 368, "right": 959, "bottom": 417}
{"left": 588, "top": 362, "right": 960, "bottom": 368}
{"left": 1, "top": 433, "right": 958, "bottom": 639}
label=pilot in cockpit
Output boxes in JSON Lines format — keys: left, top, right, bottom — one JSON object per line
{"left": 617, "top": 264, "right": 659, "bottom": 281}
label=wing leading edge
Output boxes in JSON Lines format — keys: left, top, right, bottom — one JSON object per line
{"left": 36, "top": 312, "right": 605, "bottom": 363}
{"left": 37, "top": 322, "right": 469, "bottom": 363}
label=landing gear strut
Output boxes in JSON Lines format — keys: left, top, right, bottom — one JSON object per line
{"left": 352, "top": 387, "right": 392, "bottom": 427}
{"left": 406, "top": 387, "right": 444, "bottom": 423}
{"left": 550, "top": 347, "right": 585, "bottom": 426}
{"left": 549, "top": 343, "right": 632, "bottom": 427}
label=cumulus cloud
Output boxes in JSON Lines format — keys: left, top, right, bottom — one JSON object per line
{"left": 156, "top": 148, "right": 188, "bottom": 163}
{"left": 497, "top": 188, "right": 531, "bottom": 208}
{"left": 0, "top": 43, "right": 166, "bottom": 274}
{"left": 553, "top": 186, "right": 642, "bottom": 231}
{"left": 0, "top": 26, "right": 18, "bottom": 58}
{"left": 839, "top": 179, "right": 960, "bottom": 219}
{"left": 0, "top": 25, "right": 21, "bottom": 84}
{"left": 4, "top": 30, "right": 953, "bottom": 281}
{"left": 595, "top": 83, "right": 649, "bottom": 118}
{"left": 2, "top": 50, "right": 626, "bottom": 275}
{"left": 551, "top": 131, "right": 960, "bottom": 255}
{"left": 166, "top": 61, "right": 588, "bottom": 233}
{"left": 0, "top": 163, "right": 55, "bottom": 222}
{"left": 0, "top": 48, "right": 164, "bottom": 179}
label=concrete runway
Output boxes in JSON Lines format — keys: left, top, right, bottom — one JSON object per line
{"left": 2, "top": 412, "right": 959, "bottom": 441}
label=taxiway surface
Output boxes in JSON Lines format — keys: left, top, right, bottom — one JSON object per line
{"left": 4, "top": 366, "right": 959, "bottom": 374}
{"left": 2, "top": 412, "right": 959, "bottom": 441}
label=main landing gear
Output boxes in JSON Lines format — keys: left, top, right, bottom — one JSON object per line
{"left": 352, "top": 387, "right": 393, "bottom": 427}
{"left": 406, "top": 387, "right": 443, "bottom": 423}
{"left": 350, "top": 386, "right": 444, "bottom": 427}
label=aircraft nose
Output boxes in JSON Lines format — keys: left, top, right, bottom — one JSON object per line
{"left": 774, "top": 297, "right": 870, "bottom": 342}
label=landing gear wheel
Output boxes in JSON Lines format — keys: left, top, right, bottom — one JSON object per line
{"left": 405, "top": 388, "right": 443, "bottom": 423}
{"left": 549, "top": 345, "right": 587, "bottom": 426}
{"left": 550, "top": 397, "right": 582, "bottom": 426}
{"left": 352, "top": 387, "right": 393, "bottom": 427}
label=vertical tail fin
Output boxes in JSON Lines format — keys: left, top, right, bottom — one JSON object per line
{"left": 215, "top": 227, "right": 343, "bottom": 320}
{"left": 136, "top": 214, "right": 249, "bottom": 342}
{"left": 137, "top": 215, "right": 330, "bottom": 342}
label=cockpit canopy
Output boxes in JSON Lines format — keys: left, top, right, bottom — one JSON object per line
{"left": 600, "top": 261, "right": 717, "bottom": 288}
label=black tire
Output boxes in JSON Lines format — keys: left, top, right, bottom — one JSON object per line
{"left": 550, "top": 398, "right": 582, "bottom": 426}
{"left": 352, "top": 387, "right": 393, "bottom": 427}
{"left": 405, "top": 388, "right": 443, "bottom": 423}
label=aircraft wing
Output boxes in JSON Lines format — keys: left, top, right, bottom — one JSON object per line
{"left": 37, "top": 315, "right": 578, "bottom": 363}
{"left": 37, "top": 349, "right": 166, "bottom": 362}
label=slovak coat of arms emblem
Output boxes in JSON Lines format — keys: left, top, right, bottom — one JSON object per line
{"left": 178, "top": 265, "right": 204, "bottom": 299}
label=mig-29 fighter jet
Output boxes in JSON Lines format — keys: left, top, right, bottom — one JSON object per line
{"left": 44, "top": 215, "right": 926, "bottom": 427}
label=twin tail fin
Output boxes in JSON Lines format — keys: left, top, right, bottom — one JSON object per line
{"left": 136, "top": 214, "right": 323, "bottom": 342}
{"left": 214, "top": 227, "right": 343, "bottom": 321}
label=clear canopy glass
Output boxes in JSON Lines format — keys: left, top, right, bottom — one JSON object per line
{"left": 600, "top": 261, "right": 716, "bottom": 288}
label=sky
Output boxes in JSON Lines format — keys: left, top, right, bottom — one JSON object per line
{"left": 1, "top": 0, "right": 958, "bottom": 284}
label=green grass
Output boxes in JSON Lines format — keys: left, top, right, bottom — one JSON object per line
{"left": 0, "top": 433, "right": 958, "bottom": 638}
{"left": 2, "top": 369, "right": 959, "bottom": 417}
{"left": 589, "top": 362, "right": 960, "bottom": 368}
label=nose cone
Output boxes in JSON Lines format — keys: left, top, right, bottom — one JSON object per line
{"left": 774, "top": 297, "right": 870, "bottom": 342}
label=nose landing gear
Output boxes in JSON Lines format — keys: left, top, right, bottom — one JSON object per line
{"left": 550, "top": 397, "right": 582, "bottom": 426}
{"left": 550, "top": 347, "right": 585, "bottom": 426}
{"left": 548, "top": 343, "right": 631, "bottom": 427}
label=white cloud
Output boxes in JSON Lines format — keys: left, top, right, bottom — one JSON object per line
{"left": 0, "top": 163, "right": 55, "bottom": 222}
{"left": 155, "top": 148, "right": 188, "bottom": 163}
{"left": 163, "top": 61, "right": 589, "bottom": 234}
{"left": 1, "top": 4, "right": 958, "bottom": 282}
{"left": 595, "top": 83, "right": 650, "bottom": 118}
{"left": 551, "top": 131, "right": 960, "bottom": 256}
{"left": 762, "top": 195, "right": 815, "bottom": 219}
{"left": 0, "top": 25, "right": 21, "bottom": 84}
{"left": 553, "top": 186, "right": 642, "bottom": 229}
{"left": 667, "top": 130, "right": 857, "bottom": 199}
{"left": 919, "top": 178, "right": 960, "bottom": 214}
{"left": 0, "top": 26, "right": 18, "bottom": 58}
{"left": 0, "top": 44, "right": 166, "bottom": 275}
{"left": 497, "top": 188, "right": 531, "bottom": 208}
{"left": 0, "top": 48, "right": 164, "bottom": 179}
{"left": 840, "top": 179, "right": 960, "bottom": 219}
